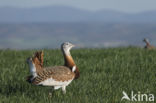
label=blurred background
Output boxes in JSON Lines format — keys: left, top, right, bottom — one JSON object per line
{"left": 0, "top": 0, "right": 156, "bottom": 49}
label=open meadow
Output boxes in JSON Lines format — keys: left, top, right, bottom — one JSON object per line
{"left": 0, "top": 47, "right": 155, "bottom": 103}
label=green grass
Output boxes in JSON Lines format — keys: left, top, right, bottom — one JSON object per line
{"left": 0, "top": 47, "right": 155, "bottom": 103}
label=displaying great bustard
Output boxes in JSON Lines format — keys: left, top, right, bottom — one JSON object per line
{"left": 26, "top": 42, "right": 80, "bottom": 94}
{"left": 143, "top": 38, "right": 155, "bottom": 50}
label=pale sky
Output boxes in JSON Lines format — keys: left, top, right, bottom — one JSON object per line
{"left": 0, "top": 0, "right": 156, "bottom": 13}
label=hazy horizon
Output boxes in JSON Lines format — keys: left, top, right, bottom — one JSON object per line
{"left": 1, "top": 0, "right": 156, "bottom": 13}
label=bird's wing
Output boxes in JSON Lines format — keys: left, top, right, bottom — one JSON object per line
{"left": 33, "top": 51, "right": 44, "bottom": 67}
{"left": 31, "top": 66, "right": 75, "bottom": 85}
{"left": 32, "top": 51, "right": 44, "bottom": 73}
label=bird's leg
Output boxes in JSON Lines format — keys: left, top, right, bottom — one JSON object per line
{"left": 62, "top": 86, "right": 66, "bottom": 94}
{"left": 48, "top": 87, "right": 54, "bottom": 97}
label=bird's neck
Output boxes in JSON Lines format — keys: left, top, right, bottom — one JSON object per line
{"left": 62, "top": 49, "right": 80, "bottom": 79}
{"left": 145, "top": 41, "right": 150, "bottom": 46}
{"left": 63, "top": 50, "right": 75, "bottom": 68}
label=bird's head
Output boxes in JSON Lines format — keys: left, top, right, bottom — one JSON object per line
{"left": 143, "top": 38, "right": 149, "bottom": 43}
{"left": 61, "top": 42, "right": 75, "bottom": 53}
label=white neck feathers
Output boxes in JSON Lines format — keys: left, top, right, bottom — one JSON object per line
{"left": 72, "top": 66, "right": 76, "bottom": 72}
{"left": 28, "top": 61, "right": 37, "bottom": 77}
{"left": 64, "top": 48, "right": 71, "bottom": 56}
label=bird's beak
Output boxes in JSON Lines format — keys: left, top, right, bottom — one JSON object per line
{"left": 72, "top": 44, "right": 75, "bottom": 47}
{"left": 70, "top": 43, "right": 75, "bottom": 48}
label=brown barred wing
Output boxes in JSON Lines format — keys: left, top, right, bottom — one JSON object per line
{"left": 31, "top": 66, "right": 75, "bottom": 85}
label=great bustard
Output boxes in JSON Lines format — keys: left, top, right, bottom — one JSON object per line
{"left": 26, "top": 42, "right": 80, "bottom": 94}
{"left": 143, "top": 38, "right": 155, "bottom": 50}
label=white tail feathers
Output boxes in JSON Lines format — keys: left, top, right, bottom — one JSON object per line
{"left": 28, "top": 59, "right": 37, "bottom": 78}
{"left": 72, "top": 66, "right": 76, "bottom": 72}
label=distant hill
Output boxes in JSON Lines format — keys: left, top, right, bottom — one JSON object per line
{"left": 0, "top": 6, "right": 156, "bottom": 23}
{"left": 0, "top": 6, "right": 156, "bottom": 49}
{"left": 0, "top": 23, "right": 156, "bottom": 49}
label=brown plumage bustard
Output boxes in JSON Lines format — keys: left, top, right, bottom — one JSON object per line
{"left": 143, "top": 38, "right": 155, "bottom": 50}
{"left": 26, "top": 42, "right": 80, "bottom": 94}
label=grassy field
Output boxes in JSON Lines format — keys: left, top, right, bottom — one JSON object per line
{"left": 0, "top": 47, "right": 155, "bottom": 103}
